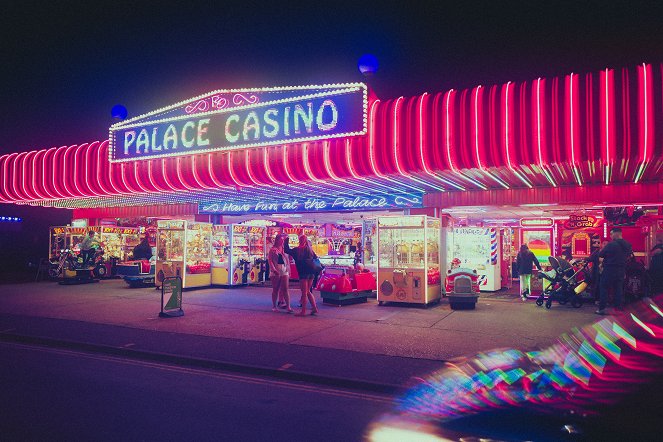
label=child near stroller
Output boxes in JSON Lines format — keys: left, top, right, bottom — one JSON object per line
{"left": 535, "top": 256, "right": 592, "bottom": 309}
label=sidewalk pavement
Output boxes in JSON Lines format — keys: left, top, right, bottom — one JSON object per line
{"left": 0, "top": 279, "right": 598, "bottom": 389}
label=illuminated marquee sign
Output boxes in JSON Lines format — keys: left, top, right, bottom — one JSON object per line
{"left": 157, "top": 220, "right": 185, "bottom": 230}
{"left": 100, "top": 226, "right": 140, "bottom": 235}
{"left": 199, "top": 194, "right": 423, "bottom": 215}
{"left": 519, "top": 218, "right": 554, "bottom": 227}
{"left": 564, "top": 214, "right": 600, "bottom": 229}
{"left": 109, "top": 83, "right": 367, "bottom": 162}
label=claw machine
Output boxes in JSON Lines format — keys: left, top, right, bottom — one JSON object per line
{"left": 376, "top": 216, "right": 442, "bottom": 306}
{"left": 98, "top": 227, "right": 125, "bottom": 261}
{"left": 120, "top": 227, "right": 142, "bottom": 261}
{"left": 211, "top": 225, "right": 231, "bottom": 285}
{"left": 446, "top": 226, "right": 502, "bottom": 291}
{"left": 212, "top": 225, "right": 266, "bottom": 286}
{"left": 66, "top": 226, "right": 90, "bottom": 254}
{"left": 361, "top": 219, "right": 378, "bottom": 272}
{"left": 156, "top": 220, "right": 212, "bottom": 288}
{"left": 49, "top": 226, "right": 68, "bottom": 259}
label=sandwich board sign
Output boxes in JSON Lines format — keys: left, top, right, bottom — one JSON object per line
{"left": 160, "top": 276, "right": 183, "bottom": 318}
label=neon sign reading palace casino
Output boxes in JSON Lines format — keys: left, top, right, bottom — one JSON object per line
{"left": 109, "top": 83, "right": 367, "bottom": 162}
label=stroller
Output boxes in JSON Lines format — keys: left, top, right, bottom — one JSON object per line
{"left": 535, "top": 257, "right": 591, "bottom": 309}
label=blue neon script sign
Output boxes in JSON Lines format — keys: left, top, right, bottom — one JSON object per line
{"left": 199, "top": 194, "right": 424, "bottom": 215}
{"left": 109, "top": 84, "right": 367, "bottom": 162}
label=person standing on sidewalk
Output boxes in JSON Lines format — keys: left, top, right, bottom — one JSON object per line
{"left": 596, "top": 227, "right": 633, "bottom": 315}
{"left": 516, "top": 244, "right": 541, "bottom": 300}
{"left": 268, "top": 234, "right": 292, "bottom": 313}
{"left": 285, "top": 235, "right": 319, "bottom": 316}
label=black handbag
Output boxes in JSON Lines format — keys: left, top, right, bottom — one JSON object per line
{"left": 307, "top": 257, "right": 323, "bottom": 273}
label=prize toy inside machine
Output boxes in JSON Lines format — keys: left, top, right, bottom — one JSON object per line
{"left": 184, "top": 222, "right": 212, "bottom": 288}
{"left": 225, "top": 225, "right": 267, "bottom": 286}
{"left": 519, "top": 218, "right": 555, "bottom": 296}
{"left": 211, "top": 225, "right": 231, "bottom": 285}
{"left": 446, "top": 226, "right": 502, "bottom": 292}
{"left": 376, "top": 216, "right": 441, "bottom": 306}
{"left": 156, "top": 220, "right": 185, "bottom": 288}
{"left": 49, "top": 226, "right": 68, "bottom": 259}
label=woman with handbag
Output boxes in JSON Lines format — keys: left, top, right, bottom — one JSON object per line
{"left": 268, "top": 234, "right": 293, "bottom": 313}
{"left": 285, "top": 235, "right": 320, "bottom": 316}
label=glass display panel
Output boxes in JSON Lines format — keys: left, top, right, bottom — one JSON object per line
{"left": 232, "top": 229, "right": 249, "bottom": 268}
{"left": 102, "top": 232, "right": 123, "bottom": 259}
{"left": 247, "top": 229, "right": 265, "bottom": 258}
{"left": 212, "top": 226, "right": 230, "bottom": 268}
{"left": 362, "top": 220, "right": 377, "bottom": 266}
{"left": 379, "top": 227, "right": 426, "bottom": 269}
{"left": 157, "top": 229, "right": 184, "bottom": 262}
{"left": 427, "top": 225, "right": 440, "bottom": 265}
{"left": 50, "top": 227, "right": 67, "bottom": 258}
{"left": 186, "top": 224, "right": 211, "bottom": 273}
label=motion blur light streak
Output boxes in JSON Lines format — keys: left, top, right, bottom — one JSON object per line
{"left": 366, "top": 295, "right": 663, "bottom": 440}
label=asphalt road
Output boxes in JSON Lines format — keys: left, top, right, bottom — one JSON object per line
{"left": 0, "top": 341, "right": 392, "bottom": 442}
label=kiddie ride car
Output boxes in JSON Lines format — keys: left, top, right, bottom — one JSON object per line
{"left": 315, "top": 264, "right": 377, "bottom": 305}
{"left": 444, "top": 267, "right": 479, "bottom": 309}
{"left": 117, "top": 259, "right": 156, "bottom": 288}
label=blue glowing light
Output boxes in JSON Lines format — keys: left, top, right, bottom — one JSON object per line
{"left": 111, "top": 104, "right": 128, "bottom": 120}
{"left": 358, "top": 54, "right": 379, "bottom": 76}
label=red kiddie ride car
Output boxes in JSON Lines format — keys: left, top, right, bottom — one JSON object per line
{"left": 316, "top": 264, "right": 377, "bottom": 305}
{"left": 445, "top": 267, "right": 480, "bottom": 310}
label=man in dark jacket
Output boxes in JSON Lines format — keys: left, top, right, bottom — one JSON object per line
{"left": 132, "top": 237, "right": 153, "bottom": 261}
{"left": 596, "top": 228, "right": 633, "bottom": 314}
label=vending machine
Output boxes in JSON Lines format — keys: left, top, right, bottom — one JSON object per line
{"left": 446, "top": 226, "right": 502, "bottom": 291}
{"left": 156, "top": 220, "right": 212, "bottom": 288}
{"left": 212, "top": 225, "right": 266, "bottom": 285}
{"left": 376, "top": 215, "right": 442, "bottom": 306}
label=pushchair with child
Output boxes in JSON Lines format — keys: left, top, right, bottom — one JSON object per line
{"left": 535, "top": 256, "right": 591, "bottom": 309}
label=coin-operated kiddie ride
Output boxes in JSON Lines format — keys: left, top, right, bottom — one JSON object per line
{"left": 316, "top": 263, "right": 377, "bottom": 305}
{"left": 117, "top": 259, "right": 156, "bottom": 288}
{"left": 444, "top": 262, "right": 480, "bottom": 309}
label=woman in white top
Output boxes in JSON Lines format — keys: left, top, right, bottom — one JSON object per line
{"left": 268, "top": 234, "right": 292, "bottom": 313}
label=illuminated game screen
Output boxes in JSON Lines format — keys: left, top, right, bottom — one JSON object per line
{"left": 522, "top": 230, "right": 552, "bottom": 265}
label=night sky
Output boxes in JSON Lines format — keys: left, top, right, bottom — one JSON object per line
{"left": 2, "top": 0, "right": 663, "bottom": 155}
